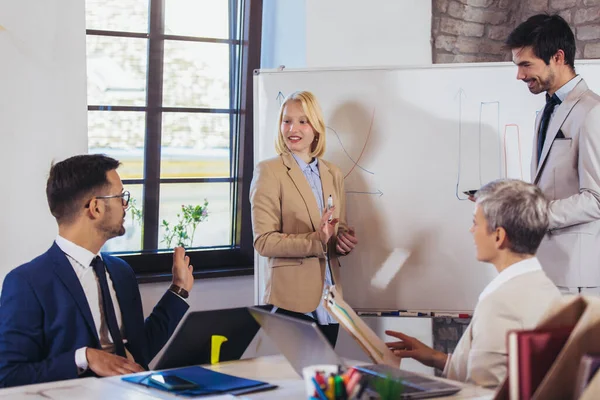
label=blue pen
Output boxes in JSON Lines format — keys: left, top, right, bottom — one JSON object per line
{"left": 380, "top": 311, "right": 400, "bottom": 316}
{"left": 311, "top": 377, "right": 328, "bottom": 400}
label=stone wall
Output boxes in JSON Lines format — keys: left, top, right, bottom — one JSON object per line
{"left": 432, "top": 316, "right": 472, "bottom": 376}
{"left": 432, "top": 0, "right": 600, "bottom": 63}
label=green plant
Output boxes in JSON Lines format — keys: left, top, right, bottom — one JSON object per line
{"left": 373, "top": 374, "right": 404, "bottom": 400}
{"left": 128, "top": 198, "right": 144, "bottom": 225}
{"left": 161, "top": 199, "right": 209, "bottom": 248}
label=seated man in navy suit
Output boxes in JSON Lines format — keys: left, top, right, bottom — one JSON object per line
{"left": 0, "top": 154, "right": 193, "bottom": 387}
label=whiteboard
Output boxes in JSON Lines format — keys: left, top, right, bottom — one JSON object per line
{"left": 253, "top": 61, "right": 600, "bottom": 311}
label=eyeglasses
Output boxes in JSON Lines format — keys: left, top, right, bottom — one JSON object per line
{"left": 86, "top": 191, "right": 131, "bottom": 208}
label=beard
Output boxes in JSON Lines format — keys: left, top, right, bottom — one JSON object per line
{"left": 525, "top": 70, "right": 554, "bottom": 95}
{"left": 100, "top": 206, "right": 126, "bottom": 240}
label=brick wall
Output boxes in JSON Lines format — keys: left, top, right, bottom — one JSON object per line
{"left": 432, "top": 316, "right": 472, "bottom": 376}
{"left": 432, "top": 0, "right": 600, "bottom": 63}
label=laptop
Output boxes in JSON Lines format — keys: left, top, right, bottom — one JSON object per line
{"left": 248, "top": 307, "right": 462, "bottom": 399}
{"left": 154, "top": 307, "right": 260, "bottom": 370}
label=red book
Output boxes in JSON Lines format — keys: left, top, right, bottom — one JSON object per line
{"left": 508, "top": 326, "right": 573, "bottom": 400}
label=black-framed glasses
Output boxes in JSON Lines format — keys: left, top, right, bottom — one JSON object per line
{"left": 87, "top": 191, "right": 131, "bottom": 207}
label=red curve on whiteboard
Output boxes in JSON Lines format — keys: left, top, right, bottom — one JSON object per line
{"left": 344, "top": 108, "right": 376, "bottom": 180}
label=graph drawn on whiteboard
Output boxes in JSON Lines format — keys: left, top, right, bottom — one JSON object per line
{"left": 455, "top": 90, "right": 502, "bottom": 200}
{"left": 503, "top": 124, "right": 524, "bottom": 179}
{"left": 275, "top": 90, "right": 380, "bottom": 196}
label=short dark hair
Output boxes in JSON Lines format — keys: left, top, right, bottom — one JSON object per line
{"left": 505, "top": 14, "right": 576, "bottom": 71}
{"left": 475, "top": 179, "right": 549, "bottom": 255}
{"left": 46, "top": 154, "right": 121, "bottom": 224}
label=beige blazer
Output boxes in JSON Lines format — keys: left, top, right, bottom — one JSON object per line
{"left": 443, "top": 270, "right": 561, "bottom": 387}
{"left": 532, "top": 79, "right": 600, "bottom": 287}
{"left": 250, "top": 153, "right": 348, "bottom": 313}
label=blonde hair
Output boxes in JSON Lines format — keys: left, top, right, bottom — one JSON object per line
{"left": 275, "top": 91, "right": 326, "bottom": 158}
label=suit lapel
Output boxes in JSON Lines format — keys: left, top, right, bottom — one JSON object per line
{"left": 50, "top": 243, "right": 99, "bottom": 343}
{"left": 531, "top": 111, "right": 543, "bottom": 180}
{"left": 282, "top": 153, "right": 322, "bottom": 231}
{"left": 534, "top": 80, "right": 588, "bottom": 182}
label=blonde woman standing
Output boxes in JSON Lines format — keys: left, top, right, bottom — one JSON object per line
{"left": 250, "top": 91, "right": 358, "bottom": 346}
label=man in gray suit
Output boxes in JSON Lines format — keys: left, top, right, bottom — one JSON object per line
{"left": 506, "top": 14, "right": 600, "bottom": 295}
{"left": 386, "top": 179, "right": 560, "bottom": 387}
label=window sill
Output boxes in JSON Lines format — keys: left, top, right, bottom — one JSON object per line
{"left": 136, "top": 265, "right": 254, "bottom": 284}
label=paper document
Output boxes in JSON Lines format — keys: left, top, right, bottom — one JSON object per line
{"left": 324, "top": 285, "right": 400, "bottom": 368}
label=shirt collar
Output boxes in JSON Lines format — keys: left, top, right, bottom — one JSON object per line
{"left": 291, "top": 153, "right": 320, "bottom": 175}
{"left": 554, "top": 75, "right": 582, "bottom": 103}
{"left": 55, "top": 235, "right": 100, "bottom": 268}
{"left": 478, "top": 257, "right": 542, "bottom": 302}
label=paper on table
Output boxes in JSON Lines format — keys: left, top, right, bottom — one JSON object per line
{"left": 370, "top": 248, "right": 411, "bottom": 289}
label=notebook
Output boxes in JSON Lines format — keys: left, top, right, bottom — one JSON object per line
{"left": 122, "top": 366, "right": 277, "bottom": 397}
{"left": 574, "top": 354, "right": 600, "bottom": 399}
{"left": 507, "top": 326, "right": 573, "bottom": 400}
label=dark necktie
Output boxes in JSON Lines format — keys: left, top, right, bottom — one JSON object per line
{"left": 537, "top": 93, "right": 562, "bottom": 163}
{"left": 91, "top": 256, "right": 126, "bottom": 357}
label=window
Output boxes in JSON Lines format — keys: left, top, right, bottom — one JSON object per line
{"left": 85, "top": 0, "right": 261, "bottom": 279}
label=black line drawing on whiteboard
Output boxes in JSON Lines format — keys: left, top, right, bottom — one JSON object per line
{"left": 327, "top": 126, "right": 374, "bottom": 175}
{"left": 455, "top": 88, "right": 468, "bottom": 201}
{"left": 346, "top": 189, "right": 383, "bottom": 197}
{"left": 276, "top": 91, "right": 285, "bottom": 106}
{"left": 503, "top": 124, "right": 524, "bottom": 179}
{"left": 455, "top": 93, "right": 503, "bottom": 200}
{"left": 275, "top": 90, "right": 376, "bottom": 183}
{"left": 479, "top": 101, "right": 502, "bottom": 181}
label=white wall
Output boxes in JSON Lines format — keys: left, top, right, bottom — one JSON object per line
{"left": 305, "top": 0, "right": 432, "bottom": 67}
{"left": 261, "top": 0, "right": 306, "bottom": 69}
{"left": 0, "top": 0, "right": 88, "bottom": 288}
{"left": 139, "top": 277, "right": 255, "bottom": 316}
{"left": 261, "top": 0, "right": 432, "bottom": 70}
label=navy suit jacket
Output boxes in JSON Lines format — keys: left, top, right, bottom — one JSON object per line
{"left": 0, "top": 243, "right": 189, "bottom": 387}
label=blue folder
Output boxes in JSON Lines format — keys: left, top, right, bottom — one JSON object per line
{"left": 122, "top": 365, "right": 277, "bottom": 397}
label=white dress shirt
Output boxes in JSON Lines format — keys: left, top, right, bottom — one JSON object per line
{"left": 478, "top": 257, "right": 543, "bottom": 302}
{"left": 55, "top": 236, "right": 124, "bottom": 371}
{"left": 552, "top": 75, "right": 582, "bottom": 108}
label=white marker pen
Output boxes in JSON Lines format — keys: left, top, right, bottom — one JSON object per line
{"left": 327, "top": 195, "right": 333, "bottom": 222}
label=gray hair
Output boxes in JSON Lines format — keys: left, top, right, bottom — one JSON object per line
{"left": 475, "top": 179, "right": 549, "bottom": 255}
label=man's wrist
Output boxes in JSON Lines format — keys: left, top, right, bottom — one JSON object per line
{"left": 75, "top": 347, "right": 89, "bottom": 374}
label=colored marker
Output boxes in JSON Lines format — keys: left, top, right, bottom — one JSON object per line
{"left": 356, "top": 311, "right": 382, "bottom": 316}
{"left": 311, "top": 377, "right": 328, "bottom": 400}
{"left": 356, "top": 310, "right": 431, "bottom": 317}
{"left": 433, "top": 312, "right": 471, "bottom": 318}
{"left": 395, "top": 311, "right": 431, "bottom": 317}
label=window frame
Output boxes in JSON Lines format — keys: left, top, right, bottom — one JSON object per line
{"left": 86, "top": 0, "right": 262, "bottom": 281}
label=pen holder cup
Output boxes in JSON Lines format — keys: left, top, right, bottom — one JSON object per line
{"left": 302, "top": 364, "right": 340, "bottom": 398}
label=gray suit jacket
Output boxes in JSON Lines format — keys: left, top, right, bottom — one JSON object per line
{"left": 443, "top": 270, "right": 561, "bottom": 387}
{"left": 532, "top": 79, "right": 600, "bottom": 287}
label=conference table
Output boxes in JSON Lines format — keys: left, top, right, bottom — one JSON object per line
{"left": 0, "top": 355, "right": 495, "bottom": 399}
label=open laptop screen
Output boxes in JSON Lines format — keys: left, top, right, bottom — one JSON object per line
{"left": 248, "top": 307, "right": 346, "bottom": 376}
